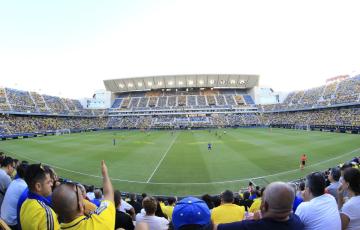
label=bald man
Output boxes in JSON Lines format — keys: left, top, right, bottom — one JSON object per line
{"left": 215, "top": 182, "right": 304, "bottom": 230}
{"left": 52, "top": 161, "right": 115, "bottom": 229}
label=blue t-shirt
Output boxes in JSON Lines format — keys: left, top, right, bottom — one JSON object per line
{"left": 91, "top": 198, "right": 102, "bottom": 207}
{"left": 249, "top": 194, "right": 257, "bottom": 200}
{"left": 293, "top": 196, "right": 303, "bottom": 212}
{"left": 218, "top": 214, "right": 304, "bottom": 230}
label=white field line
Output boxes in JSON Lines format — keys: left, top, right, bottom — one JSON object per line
{"left": 3, "top": 146, "right": 360, "bottom": 185}
{"left": 146, "top": 134, "right": 178, "bottom": 183}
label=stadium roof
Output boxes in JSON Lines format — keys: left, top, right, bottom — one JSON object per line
{"left": 104, "top": 74, "right": 259, "bottom": 93}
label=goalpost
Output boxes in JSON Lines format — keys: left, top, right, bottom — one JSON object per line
{"left": 294, "top": 124, "right": 310, "bottom": 131}
{"left": 55, "top": 129, "right": 71, "bottom": 136}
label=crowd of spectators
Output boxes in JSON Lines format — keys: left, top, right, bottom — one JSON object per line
{"left": 29, "top": 92, "right": 48, "bottom": 113}
{"left": 0, "top": 115, "right": 108, "bottom": 135}
{"left": 216, "top": 95, "right": 226, "bottom": 106}
{"left": 0, "top": 151, "right": 359, "bottom": 230}
{"left": 157, "top": 97, "right": 168, "bottom": 108}
{"left": 0, "top": 87, "right": 103, "bottom": 116}
{"left": 207, "top": 96, "right": 216, "bottom": 105}
{"left": 5, "top": 89, "right": 36, "bottom": 113}
{"left": 167, "top": 96, "right": 177, "bottom": 107}
{"left": 129, "top": 98, "right": 140, "bottom": 108}
{"left": 0, "top": 87, "right": 259, "bottom": 115}
{"left": 3, "top": 106, "right": 360, "bottom": 136}
{"left": 138, "top": 97, "right": 149, "bottom": 108}
{"left": 262, "top": 107, "right": 360, "bottom": 127}
{"left": 264, "top": 75, "right": 360, "bottom": 112}
{"left": 148, "top": 97, "right": 158, "bottom": 107}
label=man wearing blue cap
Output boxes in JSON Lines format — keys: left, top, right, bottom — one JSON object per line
{"left": 172, "top": 197, "right": 213, "bottom": 230}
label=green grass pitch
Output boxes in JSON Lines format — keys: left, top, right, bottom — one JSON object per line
{"left": 1, "top": 128, "right": 360, "bottom": 196}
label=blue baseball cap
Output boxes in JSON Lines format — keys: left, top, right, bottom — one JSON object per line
{"left": 172, "top": 197, "right": 211, "bottom": 230}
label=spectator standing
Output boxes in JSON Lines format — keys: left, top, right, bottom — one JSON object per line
{"left": 326, "top": 167, "right": 341, "bottom": 201}
{"left": 215, "top": 182, "right": 304, "bottom": 230}
{"left": 76, "top": 183, "right": 97, "bottom": 216}
{"left": 249, "top": 188, "right": 264, "bottom": 213}
{"left": 135, "top": 196, "right": 169, "bottom": 230}
{"left": 128, "top": 193, "right": 142, "bottom": 214}
{"left": 338, "top": 168, "right": 360, "bottom": 230}
{"left": 20, "top": 164, "right": 60, "bottom": 230}
{"left": 86, "top": 185, "right": 95, "bottom": 200}
{"left": 211, "top": 190, "right": 245, "bottom": 224}
{"left": 201, "top": 194, "right": 214, "bottom": 210}
{"left": 161, "top": 197, "right": 176, "bottom": 221}
{"left": 295, "top": 172, "right": 341, "bottom": 230}
{"left": 172, "top": 196, "right": 212, "bottom": 230}
{"left": 114, "top": 190, "right": 135, "bottom": 230}
{"left": 91, "top": 189, "right": 103, "bottom": 207}
{"left": 52, "top": 160, "right": 115, "bottom": 229}
{"left": 1, "top": 162, "right": 27, "bottom": 229}
{"left": 0, "top": 157, "right": 15, "bottom": 213}
{"left": 238, "top": 191, "right": 253, "bottom": 212}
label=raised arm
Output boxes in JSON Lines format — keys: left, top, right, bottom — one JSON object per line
{"left": 101, "top": 160, "right": 114, "bottom": 203}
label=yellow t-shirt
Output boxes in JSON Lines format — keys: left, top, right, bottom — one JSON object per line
{"left": 83, "top": 199, "right": 97, "bottom": 216}
{"left": 249, "top": 198, "right": 262, "bottom": 213}
{"left": 59, "top": 200, "right": 115, "bottom": 230}
{"left": 211, "top": 203, "right": 245, "bottom": 224}
{"left": 161, "top": 205, "right": 174, "bottom": 220}
{"left": 20, "top": 199, "right": 60, "bottom": 230}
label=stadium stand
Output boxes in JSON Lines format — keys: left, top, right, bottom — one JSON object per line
{"left": 111, "top": 98, "right": 123, "bottom": 108}
{"left": 0, "top": 88, "right": 11, "bottom": 112}
{"left": 157, "top": 96, "right": 167, "bottom": 108}
{"left": 5, "top": 88, "right": 36, "bottom": 113}
{"left": 243, "top": 95, "right": 255, "bottom": 105}
{"left": 148, "top": 97, "right": 158, "bottom": 107}
{"left": 121, "top": 97, "right": 130, "bottom": 109}
{"left": 29, "top": 91, "right": 49, "bottom": 113}
{"left": 167, "top": 96, "right": 176, "bottom": 107}
{"left": 234, "top": 95, "right": 245, "bottom": 106}
{"left": 138, "top": 97, "right": 149, "bottom": 108}
{"left": 197, "top": 95, "right": 207, "bottom": 106}
{"left": 263, "top": 74, "right": 360, "bottom": 112}
{"left": 2, "top": 73, "right": 360, "bottom": 229}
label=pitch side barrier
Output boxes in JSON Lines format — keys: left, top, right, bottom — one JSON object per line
{"left": 0, "top": 128, "right": 110, "bottom": 141}
{"left": 270, "top": 124, "right": 360, "bottom": 134}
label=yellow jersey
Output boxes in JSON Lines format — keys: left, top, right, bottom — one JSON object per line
{"left": 59, "top": 200, "right": 115, "bottom": 230}
{"left": 211, "top": 203, "right": 245, "bottom": 224}
{"left": 20, "top": 199, "right": 60, "bottom": 230}
{"left": 162, "top": 205, "right": 174, "bottom": 220}
{"left": 249, "top": 198, "right": 262, "bottom": 213}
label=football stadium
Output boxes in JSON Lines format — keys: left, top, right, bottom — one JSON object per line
{"left": 2, "top": 1, "right": 360, "bottom": 230}
{"left": 1, "top": 74, "right": 360, "bottom": 197}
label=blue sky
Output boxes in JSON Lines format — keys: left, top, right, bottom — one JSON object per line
{"left": 1, "top": 0, "right": 359, "bottom": 98}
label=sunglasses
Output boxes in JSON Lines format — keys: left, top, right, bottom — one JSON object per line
{"left": 64, "top": 181, "right": 82, "bottom": 209}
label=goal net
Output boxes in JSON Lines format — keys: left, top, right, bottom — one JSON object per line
{"left": 55, "top": 129, "right": 71, "bottom": 136}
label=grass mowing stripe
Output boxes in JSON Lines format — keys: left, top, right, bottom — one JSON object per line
{"left": 1, "top": 128, "right": 360, "bottom": 195}
{"left": 146, "top": 133, "right": 178, "bottom": 183}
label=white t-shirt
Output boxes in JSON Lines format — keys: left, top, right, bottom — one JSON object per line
{"left": 341, "top": 196, "right": 360, "bottom": 230}
{"left": 118, "top": 199, "right": 134, "bottom": 213}
{"left": 0, "top": 178, "right": 27, "bottom": 225}
{"left": 86, "top": 192, "right": 95, "bottom": 200}
{"left": 135, "top": 213, "right": 169, "bottom": 230}
{"left": 0, "top": 168, "right": 12, "bottom": 215}
{"left": 295, "top": 194, "right": 341, "bottom": 230}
